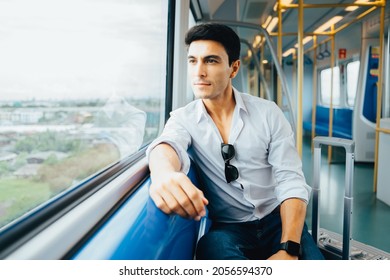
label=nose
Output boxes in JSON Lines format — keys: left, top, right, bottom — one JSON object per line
{"left": 193, "top": 61, "right": 206, "bottom": 77}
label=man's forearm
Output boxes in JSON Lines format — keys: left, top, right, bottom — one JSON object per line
{"left": 149, "top": 143, "right": 181, "bottom": 178}
{"left": 280, "top": 198, "right": 307, "bottom": 243}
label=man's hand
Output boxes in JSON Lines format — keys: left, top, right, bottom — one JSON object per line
{"left": 148, "top": 143, "right": 208, "bottom": 220}
{"left": 149, "top": 171, "right": 208, "bottom": 221}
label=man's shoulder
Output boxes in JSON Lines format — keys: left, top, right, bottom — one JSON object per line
{"left": 238, "top": 91, "right": 277, "bottom": 109}
{"left": 170, "top": 99, "right": 200, "bottom": 118}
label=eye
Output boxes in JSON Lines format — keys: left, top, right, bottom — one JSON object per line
{"left": 205, "top": 58, "right": 217, "bottom": 64}
{"left": 188, "top": 58, "right": 196, "bottom": 64}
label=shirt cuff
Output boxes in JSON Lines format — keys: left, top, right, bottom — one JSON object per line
{"left": 146, "top": 137, "right": 191, "bottom": 175}
{"left": 275, "top": 180, "right": 311, "bottom": 204}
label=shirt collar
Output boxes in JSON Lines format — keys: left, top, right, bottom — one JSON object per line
{"left": 233, "top": 87, "right": 248, "bottom": 115}
{"left": 195, "top": 87, "right": 248, "bottom": 124}
{"left": 196, "top": 100, "right": 208, "bottom": 124}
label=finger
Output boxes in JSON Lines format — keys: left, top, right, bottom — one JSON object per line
{"left": 178, "top": 175, "right": 208, "bottom": 217}
{"left": 168, "top": 181, "right": 201, "bottom": 218}
{"left": 163, "top": 192, "right": 190, "bottom": 218}
{"left": 150, "top": 183, "right": 183, "bottom": 215}
{"left": 159, "top": 174, "right": 206, "bottom": 219}
{"left": 149, "top": 190, "right": 172, "bottom": 215}
{"left": 202, "top": 196, "right": 209, "bottom": 205}
{"left": 150, "top": 178, "right": 193, "bottom": 218}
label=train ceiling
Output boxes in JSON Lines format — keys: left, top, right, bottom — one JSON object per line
{"left": 191, "top": 0, "right": 386, "bottom": 56}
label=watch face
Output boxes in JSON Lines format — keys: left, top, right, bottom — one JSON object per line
{"left": 286, "top": 241, "right": 300, "bottom": 255}
{"left": 281, "top": 241, "right": 301, "bottom": 256}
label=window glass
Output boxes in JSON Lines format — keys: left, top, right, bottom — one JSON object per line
{"left": 0, "top": 0, "right": 168, "bottom": 229}
{"left": 346, "top": 61, "right": 360, "bottom": 106}
{"left": 320, "top": 66, "right": 340, "bottom": 106}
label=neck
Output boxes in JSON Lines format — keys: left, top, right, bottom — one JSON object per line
{"left": 203, "top": 88, "right": 236, "bottom": 120}
{"left": 203, "top": 88, "right": 236, "bottom": 144}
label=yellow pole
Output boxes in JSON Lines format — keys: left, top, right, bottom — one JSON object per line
{"left": 293, "top": 49, "right": 297, "bottom": 116}
{"left": 311, "top": 35, "right": 317, "bottom": 152}
{"left": 277, "top": 0, "right": 283, "bottom": 107}
{"left": 373, "top": 1, "right": 386, "bottom": 192}
{"left": 335, "top": 6, "right": 377, "bottom": 34}
{"left": 284, "top": 2, "right": 381, "bottom": 9}
{"left": 327, "top": 28, "right": 335, "bottom": 164}
{"left": 377, "top": 127, "right": 390, "bottom": 134}
{"left": 296, "top": 0, "right": 304, "bottom": 157}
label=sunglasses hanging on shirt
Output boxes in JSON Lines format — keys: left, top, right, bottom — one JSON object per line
{"left": 221, "top": 143, "right": 239, "bottom": 183}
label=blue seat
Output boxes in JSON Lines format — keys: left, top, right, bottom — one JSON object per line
{"left": 303, "top": 105, "right": 353, "bottom": 139}
{"left": 72, "top": 161, "right": 208, "bottom": 260}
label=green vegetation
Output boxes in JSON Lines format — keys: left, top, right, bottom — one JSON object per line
{"left": 0, "top": 178, "right": 50, "bottom": 228}
{"left": 0, "top": 128, "right": 120, "bottom": 229}
{"left": 37, "top": 143, "right": 119, "bottom": 194}
{"left": 0, "top": 144, "right": 119, "bottom": 228}
{"left": 14, "top": 131, "right": 86, "bottom": 154}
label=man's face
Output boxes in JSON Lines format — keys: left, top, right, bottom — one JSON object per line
{"left": 187, "top": 40, "right": 239, "bottom": 100}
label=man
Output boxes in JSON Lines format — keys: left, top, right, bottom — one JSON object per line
{"left": 146, "top": 23, "right": 323, "bottom": 260}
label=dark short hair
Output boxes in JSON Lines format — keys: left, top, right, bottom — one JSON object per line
{"left": 185, "top": 23, "right": 240, "bottom": 65}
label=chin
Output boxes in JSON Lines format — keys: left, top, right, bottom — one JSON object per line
{"left": 194, "top": 94, "right": 205, "bottom": 100}
{"left": 193, "top": 89, "right": 209, "bottom": 99}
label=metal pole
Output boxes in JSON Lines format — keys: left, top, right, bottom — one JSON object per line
{"left": 311, "top": 36, "right": 318, "bottom": 152}
{"left": 312, "top": 146, "right": 321, "bottom": 244}
{"left": 373, "top": 1, "right": 386, "bottom": 192}
{"left": 284, "top": 2, "right": 382, "bottom": 9}
{"left": 327, "top": 28, "right": 335, "bottom": 164}
{"left": 343, "top": 151, "right": 354, "bottom": 260}
{"left": 277, "top": 0, "right": 283, "bottom": 107}
{"left": 297, "top": 0, "right": 304, "bottom": 157}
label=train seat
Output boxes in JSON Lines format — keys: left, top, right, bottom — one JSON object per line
{"left": 303, "top": 105, "right": 353, "bottom": 139}
{"left": 71, "top": 160, "right": 209, "bottom": 260}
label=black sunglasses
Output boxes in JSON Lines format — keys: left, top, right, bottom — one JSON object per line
{"left": 221, "top": 143, "right": 239, "bottom": 183}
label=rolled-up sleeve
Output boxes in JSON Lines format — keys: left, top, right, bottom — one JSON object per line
{"left": 269, "top": 133, "right": 311, "bottom": 203}
{"left": 267, "top": 103, "right": 311, "bottom": 203}
{"left": 145, "top": 114, "right": 192, "bottom": 174}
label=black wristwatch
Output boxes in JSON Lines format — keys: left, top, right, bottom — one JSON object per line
{"left": 279, "top": 240, "right": 301, "bottom": 256}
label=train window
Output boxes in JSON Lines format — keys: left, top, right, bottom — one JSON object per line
{"left": 320, "top": 66, "right": 340, "bottom": 106}
{"left": 346, "top": 61, "right": 360, "bottom": 107}
{"left": 0, "top": 0, "right": 168, "bottom": 229}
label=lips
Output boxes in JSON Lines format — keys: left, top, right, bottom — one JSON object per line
{"left": 193, "top": 80, "right": 211, "bottom": 86}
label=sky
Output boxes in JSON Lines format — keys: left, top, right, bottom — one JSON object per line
{"left": 0, "top": 0, "right": 168, "bottom": 101}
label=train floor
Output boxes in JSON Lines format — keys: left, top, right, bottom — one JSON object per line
{"left": 302, "top": 135, "right": 390, "bottom": 254}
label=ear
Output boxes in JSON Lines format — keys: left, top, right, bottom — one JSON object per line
{"left": 230, "top": 60, "right": 240, "bottom": 78}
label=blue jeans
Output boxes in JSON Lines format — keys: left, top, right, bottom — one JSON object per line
{"left": 196, "top": 207, "right": 324, "bottom": 260}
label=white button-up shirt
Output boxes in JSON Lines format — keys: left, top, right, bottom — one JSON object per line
{"left": 146, "top": 88, "right": 311, "bottom": 223}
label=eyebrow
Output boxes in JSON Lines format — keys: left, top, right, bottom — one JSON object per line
{"left": 187, "top": 55, "right": 222, "bottom": 61}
